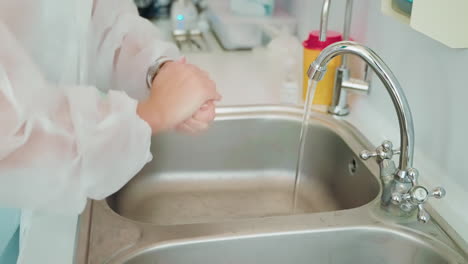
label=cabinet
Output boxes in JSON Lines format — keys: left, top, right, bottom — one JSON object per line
{"left": 381, "top": 0, "right": 468, "bottom": 48}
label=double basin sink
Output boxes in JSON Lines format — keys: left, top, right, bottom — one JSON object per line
{"left": 76, "top": 105, "right": 467, "bottom": 264}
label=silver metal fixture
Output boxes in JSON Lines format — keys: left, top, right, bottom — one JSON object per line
{"left": 308, "top": 41, "right": 445, "bottom": 222}
{"left": 319, "top": 0, "right": 371, "bottom": 116}
{"left": 75, "top": 106, "right": 467, "bottom": 264}
{"left": 172, "top": 29, "right": 209, "bottom": 52}
{"left": 319, "top": 0, "right": 331, "bottom": 42}
{"left": 360, "top": 141, "right": 446, "bottom": 223}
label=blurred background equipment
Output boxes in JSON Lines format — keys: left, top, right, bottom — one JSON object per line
{"left": 206, "top": 0, "right": 296, "bottom": 50}
{"left": 230, "top": 0, "right": 275, "bottom": 16}
{"left": 134, "top": 0, "right": 172, "bottom": 19}
{"left": 171, "top": 0, "right": 199, "bottom": 32}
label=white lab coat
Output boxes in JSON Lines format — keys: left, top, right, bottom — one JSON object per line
{"left": 0, "top": 0, "right": 179, "bottom": 259}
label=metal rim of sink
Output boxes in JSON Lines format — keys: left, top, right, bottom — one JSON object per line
{"left": 75, "top": 105, "right": 468, "bottom": 264}
{"left": 118, "top": 225, "right": 465, "bottom": 263}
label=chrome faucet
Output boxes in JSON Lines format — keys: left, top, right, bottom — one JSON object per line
{"left": 319, "top": 0, "right": 371, "bottom": 116}
{"left": 307, "top": 41, "right": 446, "bottom": 223}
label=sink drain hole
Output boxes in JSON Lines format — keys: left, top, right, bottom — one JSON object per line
{"left": 348, "top": 158, "right": 358, "bottom": 175}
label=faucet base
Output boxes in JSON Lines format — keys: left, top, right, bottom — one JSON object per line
{"left": 328, "top": 105, "right": 350, "bottom": 116}
{"left": 360, "top": 140, "right": 446, "bottom": 223}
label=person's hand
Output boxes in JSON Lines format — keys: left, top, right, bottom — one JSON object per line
{"left": 137, "top": 58, "right": 221, "bottom": 134}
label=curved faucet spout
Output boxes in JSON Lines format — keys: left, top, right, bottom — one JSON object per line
{"left": 308, "top": 41, "right": 414, "bottom": 170}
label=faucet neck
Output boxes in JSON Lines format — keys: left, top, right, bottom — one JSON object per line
{"left": 309, "top": 41, "right": 414, "bottom": 171}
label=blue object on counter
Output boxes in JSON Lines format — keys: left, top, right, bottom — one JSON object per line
{"left": 0, "top": 208, "right": 20, "bottom": 263}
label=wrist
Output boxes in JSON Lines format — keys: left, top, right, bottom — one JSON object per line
{"left": 137, "top": 100, "right": 163, "bottom": 134}
{"left": 146, "top": 56, "right": 174, "bottom": 89}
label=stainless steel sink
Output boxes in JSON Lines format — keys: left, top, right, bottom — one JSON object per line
{"left": 122, "top": 227, "right": 461, "bottom": 264}
{"left": 106, "top": 106, "right": 379, "bottom": 225}
{"left": 75, "top": 106, "right": 468, "bottom": 264}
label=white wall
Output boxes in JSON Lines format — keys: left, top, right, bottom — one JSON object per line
{"left": 294, "top": 0, "right": 468, "bottom": 242}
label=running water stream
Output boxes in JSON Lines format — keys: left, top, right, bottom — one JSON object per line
{"left": 292, "top": 79, "right": 319, "bottom": 212}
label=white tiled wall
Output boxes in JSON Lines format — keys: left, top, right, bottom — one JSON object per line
{"left": 293, "top": 0, "right": 468, "bottom": 242}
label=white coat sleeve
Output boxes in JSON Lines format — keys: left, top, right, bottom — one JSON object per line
{"left": 91, "top": 0, "right": 180, "bottom": 100}
{"left": 0, "top": 22, "right": 152, "bottom": 214}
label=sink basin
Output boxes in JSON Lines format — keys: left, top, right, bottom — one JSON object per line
{"left": 107, "top": 107, "right": 379, "bottom": 225}
{"left": 122, "top": 227, "right": 462, "bottom": 264}
{"left": 76, "top": 106, "right": 467, "bottom": 264}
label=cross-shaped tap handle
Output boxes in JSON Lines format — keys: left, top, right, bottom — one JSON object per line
{"left": 360, "top": 140, "right": 400, "bottom": 161}
{"left": 391, "top": 168, "right": 446, "bottom": 223}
